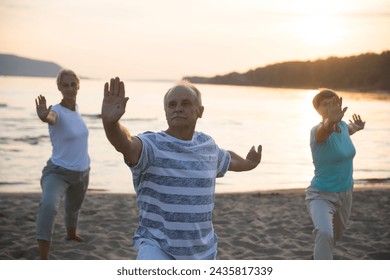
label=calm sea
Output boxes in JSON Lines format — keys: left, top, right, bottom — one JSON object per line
{"left": 1, "top": 76, "right": 389, "bottom": 194}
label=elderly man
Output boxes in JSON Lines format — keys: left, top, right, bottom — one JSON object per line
{"left": 102, "top": 77, "right": 262, "bottom": 260}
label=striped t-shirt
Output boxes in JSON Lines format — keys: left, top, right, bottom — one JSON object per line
{"left": 129, "top": 131, "right": 231, "bottom": 259}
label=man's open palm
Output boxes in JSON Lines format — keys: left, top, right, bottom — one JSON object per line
{"left": 102, "top": 77, "right": 129, "bottom": 124}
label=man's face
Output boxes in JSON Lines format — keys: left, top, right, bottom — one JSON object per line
{"left": 164, "top": 85, "right": 204, "bottom": 130}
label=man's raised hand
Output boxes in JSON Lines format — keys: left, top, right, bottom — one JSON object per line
{"left": 101, "top": 77, "right": 129, "bottom": 124}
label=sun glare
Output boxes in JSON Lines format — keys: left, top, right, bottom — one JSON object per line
{"left": 297, "top": 15, "right": 346, "bottom": 46}
{"left": 293, "top": 1, "right": 348, "bottom": 46}
{"left": 302, "top": 90, "right": 321, "bottom": 126}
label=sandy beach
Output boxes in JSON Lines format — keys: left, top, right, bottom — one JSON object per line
{"left": 0, "top": 187, "right": 389, "bottom": 260}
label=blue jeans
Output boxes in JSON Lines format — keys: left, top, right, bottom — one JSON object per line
{"left": 36, "top": 160, "right": 89, "bottom": 241}
{"left": 135, "top": 237, "right": 217, "bottom": 260}
{"left": 136, "top": 238, "right": 175, "bottom": 260}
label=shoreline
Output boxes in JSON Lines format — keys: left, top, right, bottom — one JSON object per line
{"left": 1, "top": 187, "right": 389, "bottom": 260}
{"left": 1, "top": 180, "right": 389, "bottom": 195}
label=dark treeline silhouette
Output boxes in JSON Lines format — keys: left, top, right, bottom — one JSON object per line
{"left": 185, "top": 51, "right": 390, "bottom": 92}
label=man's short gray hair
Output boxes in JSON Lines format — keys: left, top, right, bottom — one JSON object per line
{"left": 164, "top": 80, "right": 202, "bottom": 107}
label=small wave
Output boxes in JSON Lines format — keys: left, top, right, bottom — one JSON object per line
{"left": 125, "top": 117, "right": 158, "bottom": 122}
{"left": 82, "top": 114, "right": 157, "bottom": 122}
{"left": 87, "top": 188, "right": 109, "bottom": 192}
{"left": 0, "top": 135, "right": 49, "bottom": 145}
{"left": 0, "top": 181, "right": 29, "bottom": 185}
{"left": 355, "top": 178, "right": 390, "bottom": 184}
{"left": 82, "top": 114, "right": 101, "bottom": 119}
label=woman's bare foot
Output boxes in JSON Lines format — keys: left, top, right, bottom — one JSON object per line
{"left": 66, "top": 228, "right": 83, "bottom": 242}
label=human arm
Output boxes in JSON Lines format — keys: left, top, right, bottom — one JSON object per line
{"left": 35, "top": 95, "right": 57, "bottom": 125}
{"left": 101, "top": 77, "right": 142, "bottom": 165}
{"left": 348, "top": 114, "right": 365, "bottom": 135}
{"left": 315, "top": 96, "right": 348, "bottom": 143}
{"left": 228, "top": 145, "right": 262, "bottom": 171}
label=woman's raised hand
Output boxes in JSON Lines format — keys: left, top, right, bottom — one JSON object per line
{"left": 35, "top": 95, "right": 52, "bottom": 122}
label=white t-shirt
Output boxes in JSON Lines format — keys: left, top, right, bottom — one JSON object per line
{"left": 49, "top": 104, "right": 90, "bottom": 171}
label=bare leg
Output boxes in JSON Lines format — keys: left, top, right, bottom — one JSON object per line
{"left": 38, "top": 240, "right": 51, "bottom": 260}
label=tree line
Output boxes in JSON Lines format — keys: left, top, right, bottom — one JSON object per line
{"left": 185, "top": 51, "right": 390, "bottom": 92}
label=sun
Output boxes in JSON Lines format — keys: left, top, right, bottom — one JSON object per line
{"left": 293, "top": 1, "right": 348, "bottom": 46}
{"left": 297, "top": 14, "right": 346, "bottom": 46}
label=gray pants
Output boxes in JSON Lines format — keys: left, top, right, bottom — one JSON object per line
{"left": 36, "top": 160, "right": 89, "bottom": 241}
{"left": 305, "top": 186, "right": 353, "bottom": 260}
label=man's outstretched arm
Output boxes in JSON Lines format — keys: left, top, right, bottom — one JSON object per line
{"left": 101, "top": 77, "right": 142, "bottom": 166}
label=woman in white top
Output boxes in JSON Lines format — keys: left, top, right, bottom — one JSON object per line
{"left": 35, "top": 69, "right": 90, "bottom": 259}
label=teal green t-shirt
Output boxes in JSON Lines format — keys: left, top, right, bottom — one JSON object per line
{"left": 310, "top": 121, "right": 356, "bottom": 192}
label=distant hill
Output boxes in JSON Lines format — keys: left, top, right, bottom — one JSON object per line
{"left": 185, "top": 51, "right": 390, "bottom": 92}
{"left": 0, "top": 54, "right": 62, "bottom": 77}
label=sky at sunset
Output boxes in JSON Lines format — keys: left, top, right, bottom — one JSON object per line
{"left": 1, "top": 0, "right": 389, "bottom": 80}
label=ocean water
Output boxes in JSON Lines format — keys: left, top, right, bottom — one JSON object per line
{"left": 1, "top": 76, "right": 389, "bottom": 194}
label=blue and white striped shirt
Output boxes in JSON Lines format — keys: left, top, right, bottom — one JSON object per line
{"left": 129, "top": 131, "right": 231, "bottom": 259}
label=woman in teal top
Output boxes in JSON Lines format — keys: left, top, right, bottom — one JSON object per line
{"left": 306, "top": 89, "right": 365, "bottom": 260}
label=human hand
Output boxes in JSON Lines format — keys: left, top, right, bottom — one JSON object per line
{"left": 35, "top": 95, "right": 52, "bottom": 122}
{"left": 101, "top": 77, "right": 129, "bottom": 124}
{"left": 246, "top": 145, "right": 262, "bottom": 168}
{"left": 327, "top": 96, "right": 348, "bottom": 124}
{"left": 349, "top": 114, "right": 365, "bottom": 131}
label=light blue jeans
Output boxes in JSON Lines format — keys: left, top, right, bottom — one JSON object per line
{"left": 36, "top": 160, "right": 89, "bottom": 241}
{"left": 305, "top": 186, "right": 352, "bottom": 260}
{"left": 136, "top": 238, "right": 175, "bottom": 260}
{"left": 135, "top": 237, "right": 217, "bottom": 260}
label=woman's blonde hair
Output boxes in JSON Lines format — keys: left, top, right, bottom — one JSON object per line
{"left": 56, "top": 69, "right": 80, "bottom": 86}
